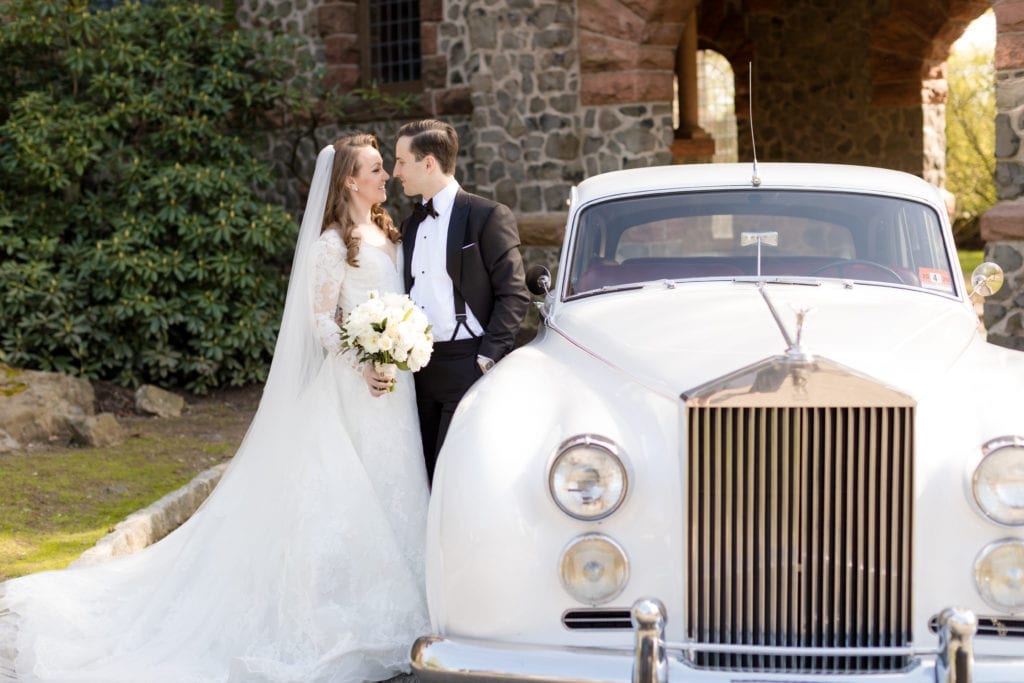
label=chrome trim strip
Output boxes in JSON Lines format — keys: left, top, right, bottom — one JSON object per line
{"left": 411, "top": 636, "right": 634, "bottom": 683}
{"left": 410, "top": 617, "right": 1012, "bottom": 683}
{"left": 929, "top": 614, "right": 1024, "bottom": 638}
{"left": 683, "top": 354, "right": 916, "bottom": 408}
{"left": 562, "top": 608, "right": 633, "bottom": 627}
{"left": 663, "top": 640, "right": 938, "bottom": 657}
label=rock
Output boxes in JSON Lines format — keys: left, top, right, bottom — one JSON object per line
{"left": 74, "top": 463, "right": 227, "bottom": 566}
{"left": 70, "top": 413, "right": 125, "bottom": 448}
{"left": 135, "top": 385, "right": 186, "bottom": 418}
{"left": 0, "top": 428, "right": 19, "bottom": 453}
{"left": 0, "top": 365, "right": 95, "bottom": 447}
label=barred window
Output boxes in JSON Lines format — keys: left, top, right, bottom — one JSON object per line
{"left": 363, "top": 0, "right": 422, "bottom": 85}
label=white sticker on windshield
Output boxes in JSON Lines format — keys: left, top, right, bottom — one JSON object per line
{"left": 919, "top": 267, "right": 953, "bottom": 293}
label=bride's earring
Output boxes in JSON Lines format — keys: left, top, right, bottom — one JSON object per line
{"left": 349, "top": 184, "right": 359, "bottom": 193}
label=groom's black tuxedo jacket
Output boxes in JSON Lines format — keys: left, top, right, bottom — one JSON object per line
{"left": 401, "top": 189, "right": 529, "bottom": 363}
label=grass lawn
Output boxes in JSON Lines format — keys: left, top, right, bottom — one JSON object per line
{"left": 0, "top": 385, "right": 258, "bottom": 581}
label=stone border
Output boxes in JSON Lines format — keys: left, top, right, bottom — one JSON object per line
{"left": 71, "top": 463, "right": 228, "bottom": 567}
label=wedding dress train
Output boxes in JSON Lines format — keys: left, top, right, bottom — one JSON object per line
{"left": 0, "top": 147, "right": 430, "bottom": 682}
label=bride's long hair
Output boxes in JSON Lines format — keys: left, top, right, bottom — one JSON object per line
{"left": 321, "top": 134, "right": 400, "bottom": 266}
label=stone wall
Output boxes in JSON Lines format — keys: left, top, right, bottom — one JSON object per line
{"left": 978, "top": 0, "right": 1024, "bottom": 351}
{"left": 451, "top": 0, "right": 582, "bottom": 215}
{"left": 231, "top": 0, "right": 1024, "bottom": 352}
{"left": 739, "top": 3, "right": 925, "bottom": 175}
{"left": 236, "top": 0, "right": 323, "bottom": 70}
{"left": 442, "top": 0, "right": 679, "bottom": 253}
{"left": 238, "top": 0, "right": 966, "bottom": 219}
{"left": 237, "top": 0, "right": 475, "bottom": 217}
{"left": 257, "top": 117, "right": 474, "bottom": 222}
{"left": 982, "top": 241, "right": 1024, "bottom": 350}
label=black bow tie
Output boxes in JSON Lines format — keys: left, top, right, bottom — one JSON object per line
{"left": 411, "top": 198, "right": 439, "bottom": 224}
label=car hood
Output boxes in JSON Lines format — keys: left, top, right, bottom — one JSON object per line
{"left": 549, "top": 280, "right": 980, "bottom": 398}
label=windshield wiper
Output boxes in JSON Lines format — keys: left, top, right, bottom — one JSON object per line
{"left": 572, "top": 283, "right": 645, "bottom": 299}
{"left": 735, "top": 276, "right": 824, "bottom": 287}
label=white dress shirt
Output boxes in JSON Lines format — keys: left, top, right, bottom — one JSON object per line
{"left": 409, "top": 179, "right": 485, "bottom": 342}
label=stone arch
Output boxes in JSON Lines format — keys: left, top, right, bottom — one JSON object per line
{"left": 695, "top": 1, "right": 753, "bottom": 159}
{"left": 697, "top": 49, "right": 739, "bottom": 163}
{"left": 578, "top": 0, "right": 696, "bottom": 105}
{"left": 869, "top": 0, "right": 990, "bottom": 108}
{"left": 869, "top": 0, "right": 991, "bottom": 182}
{"left": 690, "top": 0, "right": 990, "bottom": 175}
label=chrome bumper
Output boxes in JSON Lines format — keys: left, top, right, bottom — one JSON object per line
{"left": 412, "top": 600, "right": 1019, "bottom": 683}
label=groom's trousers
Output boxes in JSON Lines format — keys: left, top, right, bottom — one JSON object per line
{"left": 413, "top": 337, "right": 482, "bottom": 485}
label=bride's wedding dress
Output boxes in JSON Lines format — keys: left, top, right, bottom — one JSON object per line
{"left": 0, "top": 146, "right": 430, "bottom": 682}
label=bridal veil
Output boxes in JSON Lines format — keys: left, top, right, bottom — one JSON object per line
{"left": 0, "top": 144, "right": 430, "bottom": 682}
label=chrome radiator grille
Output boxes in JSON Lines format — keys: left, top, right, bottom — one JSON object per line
{"left": 686, "top": 404, "right": 914, "bottom": 673}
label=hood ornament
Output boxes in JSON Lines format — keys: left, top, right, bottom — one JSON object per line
{"left": 756, "top": 282, "right": 814, "bottom": 362}
{"left": 741, "top": 228, "right": 814, "bottom": 360}
{"left": 791, "top": 304, "right": 813, "bottom": 354}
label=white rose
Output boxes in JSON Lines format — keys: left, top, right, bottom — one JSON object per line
{"left": 361, "top": 334, "right": 381, "bottom": 354}
{"left": 410, "top": 343, "right": 431, "bottom": 371}
{"left": 392, "top": 345, "right": 409, "bottom": 363}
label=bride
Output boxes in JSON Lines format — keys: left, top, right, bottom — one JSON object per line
{"left": 0, "top": 135, "right": 430, "bottom": 681}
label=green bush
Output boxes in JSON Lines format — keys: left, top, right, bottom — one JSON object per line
{"left": 0, "top": 0, "right": 305, "bottom": 392}
{"left": 946, "top": 15, "right": 997, "bottom": 249}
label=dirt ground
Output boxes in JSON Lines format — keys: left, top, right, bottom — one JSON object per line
{"left": 94, "top": 380, "right": 263, "bottom": 443}
{"left": 88, "top": 378, "right": 264, "bottom": 458}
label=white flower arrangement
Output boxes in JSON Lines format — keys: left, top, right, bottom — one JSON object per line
{"left": 340, "top": 290, "right": 434, "bottom": 391}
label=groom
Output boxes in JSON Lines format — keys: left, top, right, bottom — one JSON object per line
{"left": 393, "top": 119, "right": 529, "bottom": 483}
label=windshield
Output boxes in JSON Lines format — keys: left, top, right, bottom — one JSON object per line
{"left": 567, "top": 189, "right": 955, "bottom": 297}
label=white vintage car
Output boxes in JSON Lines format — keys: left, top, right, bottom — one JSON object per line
{"left": 411, "top": 163, "right": 1024, "bottom": 683}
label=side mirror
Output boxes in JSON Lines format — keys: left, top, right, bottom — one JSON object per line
{"left": 971, "top": 262, "right": 1004, "bottom": 298}
{"left": 526, "top": 265, "right": 552, "bottom": 296}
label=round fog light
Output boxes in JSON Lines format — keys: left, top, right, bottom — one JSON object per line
{"left": 559, "top": 534, "right": 629, "bottom": 605}
{"left": 974, "top": 539, "right": 1024, "bottom": 614}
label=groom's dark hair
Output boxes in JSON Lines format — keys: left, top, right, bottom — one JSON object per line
{"left": 397, "top": 119, "right": 458, "bottom": 175}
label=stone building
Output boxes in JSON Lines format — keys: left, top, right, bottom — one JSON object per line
{"left": 238, "top": 0, "right": 1024, "bottom": 351}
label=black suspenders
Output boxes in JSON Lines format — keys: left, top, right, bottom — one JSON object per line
{"left": 450, "top": 287, "right": 480, "bottom": 342}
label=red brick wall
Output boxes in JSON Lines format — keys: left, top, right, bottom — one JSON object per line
{"left": 578, "top": 0, "right": 694, "bottom": 106}
{"left": 318, "top": 1, "right": 360, "bottom": 92}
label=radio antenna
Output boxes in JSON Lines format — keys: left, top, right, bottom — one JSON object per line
{"left": 748, "top": 62, "right": 760, "bottom": 187}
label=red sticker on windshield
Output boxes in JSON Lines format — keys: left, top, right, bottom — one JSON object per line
{"left": 919, "top": 268, "right": 953, "bottom": 292}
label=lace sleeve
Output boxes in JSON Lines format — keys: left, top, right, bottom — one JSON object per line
{"left": 312, "top": 232, "right": 347, "bottom": 355}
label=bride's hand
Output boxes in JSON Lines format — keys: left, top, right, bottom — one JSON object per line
{"left": 361, "top": 364, "right": 393, "bottom": 397}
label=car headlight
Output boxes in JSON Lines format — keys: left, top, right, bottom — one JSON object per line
{"left": 559, "top": 533, "right": 629, "bottom": 605}
{"left": 974, "top": 539, "right": 1024, "bottom": 613}
{"left": 972, "top": 436, "right": 1024, "bottom": 526}
{"left": 549, "top": 435, "right": 628, "bottom": 520}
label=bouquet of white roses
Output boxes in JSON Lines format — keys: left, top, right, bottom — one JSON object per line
{"left": 340, "top": 290, "right": 434, "bottom": 391}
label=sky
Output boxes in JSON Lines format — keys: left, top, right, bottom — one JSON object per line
{"left": 952, "top": 9, "right": 995, "bottom": 54}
